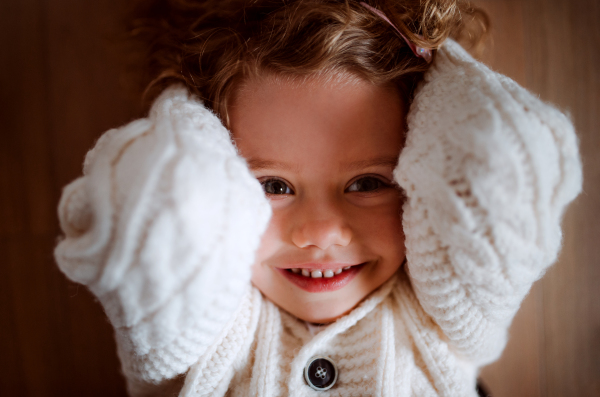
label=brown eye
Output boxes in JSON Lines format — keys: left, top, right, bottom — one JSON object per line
{"left": 261, "top": 179, "right": 294, "bottom": 195}
{"left": 347, "top": 177, "right": 386, "bottom": 193}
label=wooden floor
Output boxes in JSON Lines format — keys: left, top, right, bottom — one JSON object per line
{"left": 1, "top": 0, "right": 598, "bottom": 395}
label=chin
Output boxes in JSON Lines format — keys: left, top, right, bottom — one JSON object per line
{"left": 291, "top": 300, "right": 356, "bottom": 324}
{"left": 294, "top": 312, "right": 343, "bottom": 324}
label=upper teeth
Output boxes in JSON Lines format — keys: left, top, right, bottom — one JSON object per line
{"left": 290, "top": 267, "right": 353, "bottom": 278}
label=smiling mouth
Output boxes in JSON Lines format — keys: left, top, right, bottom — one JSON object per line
{"left": 286, "top": 265, "right": 358, "bottom": 278}
{"left": 278, "top": 263, "right": 367, "bottom": 293}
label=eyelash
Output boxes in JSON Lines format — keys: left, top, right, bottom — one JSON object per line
{"left": 346, "top": 176, "right": 392, "bottom": 193}
{"left": 260, "top": 178, "right": 295, "bottom": 195}
{"left": 259, "top": 175, "right": 392, "bottom": 196}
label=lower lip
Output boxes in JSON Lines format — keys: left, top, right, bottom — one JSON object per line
{"left": 277, "top": 264, "right": 366, "bottom": 293}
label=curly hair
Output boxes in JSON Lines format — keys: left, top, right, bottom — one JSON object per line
{"left": 129, "top": 0, "right": 488, "bottom": 126}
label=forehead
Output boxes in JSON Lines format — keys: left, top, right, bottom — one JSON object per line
{"left": 229, "top": 73, "right": 405, "bottom": 170}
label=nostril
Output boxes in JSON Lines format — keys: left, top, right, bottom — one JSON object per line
{"left": 291, "top": 221, "right": 352, "bottom": 250}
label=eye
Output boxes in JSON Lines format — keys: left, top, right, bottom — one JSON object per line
{"left": 346, "top": 176, "right": 389, "bottom": 193}
{"left": 261, "top": 178, "right": 294, "bottom": 195}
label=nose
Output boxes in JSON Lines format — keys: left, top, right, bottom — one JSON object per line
{"left": 290, "top": 202, "right": 352, "bottom": 250}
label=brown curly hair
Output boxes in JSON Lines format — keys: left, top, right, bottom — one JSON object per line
{"left": 129, "top": 0, "right": 487, "bottom": 126}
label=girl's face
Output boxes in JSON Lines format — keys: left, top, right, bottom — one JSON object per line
{"left": 230, "top": 74, "right": 406, "bottom": 323}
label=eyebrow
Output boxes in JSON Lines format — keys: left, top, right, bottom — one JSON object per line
{"left": 246, "top": 155, "right": 398, "bottom": 173}
{"left": 246, "top": 158, "right": 301, "bottom": 173}
{"left": 341, "top": 155, "right": 399, "bottom": 172}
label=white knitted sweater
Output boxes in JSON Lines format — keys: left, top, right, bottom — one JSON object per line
{"left": 55, "top": 40, "right": 582, "bottom": 396}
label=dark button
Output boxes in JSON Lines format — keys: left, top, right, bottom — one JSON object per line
{"left": 304, "top": 356, "right": 338, "bottom": 391}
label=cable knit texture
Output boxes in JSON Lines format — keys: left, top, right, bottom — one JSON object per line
{"left": 55, "top": 40, "right": 581, "bottom": 396}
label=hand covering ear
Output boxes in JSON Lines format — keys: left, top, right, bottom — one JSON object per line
{"left": 55, "top": 87, "right": 271, "bottom": 386}
{"left": 394, "top": 39, "right": 582, "bottom": 362}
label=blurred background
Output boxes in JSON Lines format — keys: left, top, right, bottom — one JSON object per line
{"left": 0, "top": 0, "right": 598, "bottom": 395}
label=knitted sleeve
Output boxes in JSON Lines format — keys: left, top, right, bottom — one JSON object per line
{"left": 394, "top": 40, "right": 582, "bottom": 364}
{"left": 54, "top": 86, "right": 271, "bottom": 393}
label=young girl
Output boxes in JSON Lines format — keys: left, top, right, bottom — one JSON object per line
{"left": 55, "top": 0, "right": 582, "bottom": 396}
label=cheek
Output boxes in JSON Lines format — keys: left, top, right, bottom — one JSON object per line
{"left": 374, "top": 220, "right": 404, "bottom": 258}
{"left": 341, "top": 199, "right": 405, "bottom": 309}
{"left": 361, "top": 209, "right": 405, "bottom": 292}
{"left": 352, "top": 200, "right": 405, "bottom": 261}
{"left": 253, "top": 207, "right": 286, "bottom": 265}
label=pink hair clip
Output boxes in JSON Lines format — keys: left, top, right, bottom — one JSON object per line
{"left": 360, "top": 2, "right": 433, "bottom": 63}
